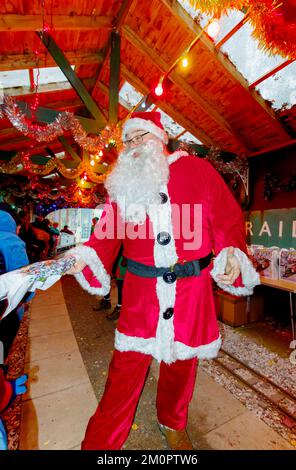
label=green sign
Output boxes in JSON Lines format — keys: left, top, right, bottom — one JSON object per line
{"left": 245, "top": 208, "right": 296, "bottom": 249}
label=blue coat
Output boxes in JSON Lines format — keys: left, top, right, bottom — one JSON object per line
{"left": 0, "top": 210, "right": 29, "bottom": 273}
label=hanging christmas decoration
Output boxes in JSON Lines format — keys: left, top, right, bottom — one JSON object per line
{"left": 0, "top": 150, "right": 111, "bottom": 184}
{"left": 0, "top": 97, "right": 122, "bottom": 153}
{"left": 264, "top": 172, "right": 296, "bottom": 200}
{"left": 206, "top": 147, "right": 249, "bottom": 196}
{"left": 184, "top": 1, "right": 246, "bottom": 16}
{"left": 184, "top": 1, "right": 296, "bottom": 59}
{"left": 248, "top": 0, "right": 296, "bottom": 59}
{"left": 0, "top": 173, "right": 105, "bottom": 210}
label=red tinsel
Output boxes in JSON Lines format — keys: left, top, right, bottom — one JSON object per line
{"left": 248, "top": 0, "right": 296, "bottom": 59}
{"left": 186, "top": 0, "right": 296, "bottom": 59}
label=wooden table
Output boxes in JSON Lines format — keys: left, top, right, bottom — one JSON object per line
{"left": 260, "top": 277, "right": 296, "bottom": 294}
{"left": 259, "top": 276, "right": 296, "bottom": 364}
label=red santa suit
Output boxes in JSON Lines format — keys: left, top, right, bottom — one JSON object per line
{"left": 74, "top": 152, "right": 258, "bottom": 362}
{"left": 71, "top": 114, "right": 259, "bottom": 449}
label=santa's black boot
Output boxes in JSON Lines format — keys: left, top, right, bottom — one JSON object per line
{"left": 106, "top": 305, "right": 121, "bottom": 321}
{"left": 93, "top": 298, "right": 112, "bottom": 311}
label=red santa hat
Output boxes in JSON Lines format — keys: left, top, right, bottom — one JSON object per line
{"left": 122, "top": 111, "right": 168, "bottom": 144}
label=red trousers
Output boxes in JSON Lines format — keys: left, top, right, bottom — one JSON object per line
{"left": 81, "top": 350, "right": 198, "bottom": 450}
{"left": 0, "top": 369, "right": 12, "bottom": 414}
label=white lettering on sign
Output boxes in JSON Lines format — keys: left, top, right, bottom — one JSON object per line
{"left": 279, "top": 220, "right": 283, "bottom": 238}
{"left": 259, "top": 221, "right": 271, "bottom": 237}
{"left": 245, "top": 221, "right": 253, "bottom": 236}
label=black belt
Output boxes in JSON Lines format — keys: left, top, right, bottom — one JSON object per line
{"left": 126, "top": 253, "right": 212, "bottom": 284}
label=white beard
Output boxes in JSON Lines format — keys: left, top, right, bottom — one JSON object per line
{"left": 105, "top": 139, "right": 169, "bottom": 224}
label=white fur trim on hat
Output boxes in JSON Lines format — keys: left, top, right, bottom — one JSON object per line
{"left": 123, "top": 118, "right": 169, "bottom": 144}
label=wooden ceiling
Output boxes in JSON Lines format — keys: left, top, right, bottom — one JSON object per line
{"left": 0, "top": 0, "right": 295, "bottom": 164}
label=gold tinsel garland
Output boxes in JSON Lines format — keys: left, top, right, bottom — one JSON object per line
{"left": 0, "top": 152, "right": 109, "bottom": 184}
{"left": 0, "top": 177, "right": 105, "bottom": 207}
{"left": 185, "top": 0, "right": 296, "bottom": 59}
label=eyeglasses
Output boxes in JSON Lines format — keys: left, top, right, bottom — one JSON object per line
{"left": 123, "top": 132, "right": 150, "bottom": 147}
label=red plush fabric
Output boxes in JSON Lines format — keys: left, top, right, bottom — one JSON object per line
{"left": 81, "top": 350, "right": 197, "bottom": 450}
{"left": 0, "top": 369, "right": 12, "bottom": 413}
{"left": 78, "top": 155, "right": 247, "bottom": 354}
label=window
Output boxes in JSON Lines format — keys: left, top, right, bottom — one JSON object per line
{"left": 157, "top": 109, "right": 185, "bottom": 137}
{"left": 221, "top": 21, "right": 285, "bottom": 85}
{"left": 119, "top": 81, "right": 143, "bottom": 108}
{"left": 0, "top": 70, "right": 30, "bottom": 89}
{"left": 179, "top": 132, "right": 202, "bottom": 144}
{"left": 256, "top": 61, "right": 296, "bottom": 110}
{"left": 33, "top": 66, "right": 75, "bottom": 85}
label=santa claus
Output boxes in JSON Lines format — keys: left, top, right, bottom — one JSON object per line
{"left": 67, "top": 111, "right": 259, "bottom": 450}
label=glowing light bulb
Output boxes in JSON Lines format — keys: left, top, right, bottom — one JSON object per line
{"left": 207, "top": 20, "right": 220, "bottom": 39}
{"left": 181, "top": 57, "right": 189, "bottom": 68}
{"left": 99, "top": 150, "right": 103, "bottom": 157}
{"left": 80, "top": 179, "right": 84, "bottom": 185}
{"left": 83, "top": 174, "right": 87, "bottom": 180}
{"left": 154, "top": 83, "right": 164, "bottom": 97}
{"left": 90, "top": 160, "right": 95, "bottom": 166}
{"left": 141, "top": 102, "right": 146, "bottom": 108}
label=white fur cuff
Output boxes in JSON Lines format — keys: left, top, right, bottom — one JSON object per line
{"left": 211, "top": 247, "right": 260, "bottom": 296}
{"left": 69, "top": 245, "right": 111, "bottom": 296}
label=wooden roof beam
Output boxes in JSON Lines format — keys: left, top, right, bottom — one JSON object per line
{"left": 0, "top": 14, "right": 113, "bottom": 31}
{"left": 0, "top": 136, "right": 72, "bottom": 153}
{"left": 160, "top": 0, "right": 291, "bottom": 134}
{"left": 122, "top": 25, "right": 249, "bottom": 151}
{"left": 3, "top": 81, "right": 81, "bottom": 98}
{"left": 109, "top": 31, "right": 121, "bottom": 124}
{"left": 91, "top": 0, "right": 136, "bottom": 96}
{"left": 247, "top": 138, "right": 296, "bottom": 157}
{"left": 96, "top": 80, "right": 132, "bottom": 111}
{"left": 249, "top": 60, "right": 294, "bottom": 89}
{"left": 0, "top": 51, "right": 103, "bottom": 71}
{"left": 37, "top": 31, "right": 106, "bottom": 127}
{"left": 121, "top": 63, "right": 214, "bottom": 146}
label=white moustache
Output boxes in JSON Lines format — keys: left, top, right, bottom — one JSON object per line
{"left": 105, "top": 139, "right": 169, "bottom": 224}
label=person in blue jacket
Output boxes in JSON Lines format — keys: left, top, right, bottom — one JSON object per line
{"left": 0, "top": 207, "right": 30, "bottom": 450}
{"left": 0, "top": 209, "right": 30, "bottom": 357}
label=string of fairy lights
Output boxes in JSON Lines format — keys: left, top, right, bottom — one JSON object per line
{"left": 125, "top": 17, "right": 222, "bottom": 118}
{"left": 1, "top": 0, "right": 294, "bottom": 210}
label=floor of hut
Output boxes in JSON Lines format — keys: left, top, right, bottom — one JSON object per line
{"left": 4, "top": 277, "right": 296, "bottom": 450}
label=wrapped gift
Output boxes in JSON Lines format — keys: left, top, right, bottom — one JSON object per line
{"left": 279, "top": 249, "right": 296, "bottom": 283}
{"left": 247, "top": 245, "right": 263, "bottom": 271}
{"left": 0, "top": 256, "right": 75, "bottom": 320}
{"left": 252, "top": 246, "right": 280, "bottom": 279}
